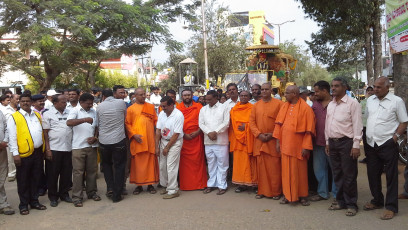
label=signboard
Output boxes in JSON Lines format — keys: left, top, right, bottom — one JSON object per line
{"left": 390, "top": 29, "right": 408, "bottom": 53}
{"left": 386, "top": 0, "right": 408, "bottom": 38}
{"left": 224, "top": 73, "right": 268, "bottom": 91}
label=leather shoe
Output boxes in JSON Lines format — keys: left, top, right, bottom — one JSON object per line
{"left": 50, "top": 200, "right": 58, "bottom": 207}
{"left": 60, "top": 196, "right": 73, "bottom": 203}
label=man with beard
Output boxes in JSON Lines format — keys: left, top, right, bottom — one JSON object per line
{"left": 176, "top": 89, "right": 207, "bottom": 191}
{"left": 249, "top": 83, "right": 283, "bottom": 199}
{"left": 249, "top": 84, "right": 261, "bottom": 104}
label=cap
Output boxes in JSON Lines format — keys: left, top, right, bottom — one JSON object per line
{"left": 299, "top": 86, "right": 309, "bottom": 94}
{"left": 31, "top": 94, "right": 45, "bottom": 101}
{"left": 47, "top": 89, "right": 57, "bottom": 96}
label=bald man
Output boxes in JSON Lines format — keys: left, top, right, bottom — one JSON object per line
{"left": 273, "top": 85, "right": 315, "bottom": 206}
{"left": 365, "top": 77, "right": 408, "bottom": 220}
{"left": 249, "top": 83, "right": 283, "bottom": 199}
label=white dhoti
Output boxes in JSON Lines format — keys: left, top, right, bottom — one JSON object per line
{"left": 159, "top": 139, "right": 183, "bottom": 195}
{"left": 205, "top": 145, "right": 229, "bottom": 190}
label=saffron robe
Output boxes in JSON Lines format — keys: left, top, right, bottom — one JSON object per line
{"left": 176, "top": 102, "right": 207, "bottom": 190}
{"left": 273, "top": 99, "right": 315, "bottom": 202}
{"left": 125, "top": 102, "right": 159, "bottom": 186}
{"left": 230, "top": 102, "right": 257, "bottom": 186}
{"left": 249, "top": 99, "right": 283, "bottom": 197}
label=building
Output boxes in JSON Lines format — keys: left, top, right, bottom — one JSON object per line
{"left": 228, "top": 11, "right": 275, "bottom": 45}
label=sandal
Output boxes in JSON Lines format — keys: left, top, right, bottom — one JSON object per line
{"left": 30, "top": 203, "right": 47, "bottom": 210}
{"left": 216, "top": 189, "right": 227, "bottom": 195}
{"left": 255, "top": 194, "right": 265, "bottom": 199}
{"left": 73, "top": 200, "right": 83, "bottom": 207}
{"left": 235, "top": 186, "right": 247, "bottom": 193}
{"left": 147, "top": 185, "right": 157, "bottom": 194}
{"left": 345, "top": 208, "right": 357, "bottom": 217}
{"left": 380, "top": 210, "right": 395, "bottom": 220}
{"left": 133, "top": 186, "right": 143, "bottom": 195}
{"left": 363, "top": 202, "right": 382, "bottom": 211}
{"left": 203, "top": 187, "right": 214, "bottom": 194}
{"left": 300, "top": 198, "right": 310, "bottom": 206}
{"left": 106, "top": 191, "right": 113, "bottom": 198}
{"left": 90, "top": 194, "right": 101, "bottom": 201}
{"left": 280, "top": 197, "right": 289, "bottom": 204}
{"left": 272, "top": 195, "right": 282, "bottom": 200}
{"left": 19, "top": 208, "right": 29, "bottom": 215}
{"left": 329, "top": 203, "right": 345, "bottom": 211}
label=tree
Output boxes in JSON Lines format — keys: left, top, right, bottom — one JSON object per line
{"left": 158, "top": 53, "right": 187, "bottom": 93}
{"left": 279, "top": 41, "right": 331, "bottom": 86}
{"left": 186, "top": 0, "right": 248, "bottom": 82}
{"left": 0, "top": 0, "right": 200, "bottom": 91}
{"left": 296, "top": 0, "right": 384, "bottom": 85}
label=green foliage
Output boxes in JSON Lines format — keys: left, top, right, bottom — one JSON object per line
{"left": 187, "top": 0, "right": 248, "bottom": 82}
{"left": 158, "top": 53, "right": 186, "bottom": 93}
{"left": 0, "top": 0, "right": 200, "bottom": 90}
{"left": 296, "top": 0, "right": 384, "bottom": 83}
{"left": 279, "top": 41, "right": 331, "bottom": 86}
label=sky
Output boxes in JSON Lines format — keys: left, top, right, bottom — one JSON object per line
{"left": 151, "top": 0, "right": 320, "bottom": 64}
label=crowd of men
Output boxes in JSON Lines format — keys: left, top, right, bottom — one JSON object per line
{"left": 0, "top": 76, "right": 407, "bottom": 221}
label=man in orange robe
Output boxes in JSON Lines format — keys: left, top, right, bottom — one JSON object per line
{"left": 125, "top": 88, "right": 159, "bottom": 195}
{"left": 176, "top": 89, "right": 207, "bottom": 190}
{"left": 249, "top": 83, "right": 283, "bottom": 199}
{"left": 230, "top": 91, "right": 257, "bottom": 192}
{"left": 273, "top": 85, "right": 315, "bottom": 205}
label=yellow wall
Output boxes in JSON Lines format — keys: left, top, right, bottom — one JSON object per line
{"left": 248, "top": 11, "right": 275, "bottom": 45}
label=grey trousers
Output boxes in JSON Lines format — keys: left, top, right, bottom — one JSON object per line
{"left": 159, "top": 139, "right": 183, "bottom": 195}
{"left": 6, "top": 147, "right": 15, "bottom": 178}
{"left": 72, "top": 147, "right": 98, "bottom": 201}
{"left": 0, "top": 148, "right": 11, "bottom": 209}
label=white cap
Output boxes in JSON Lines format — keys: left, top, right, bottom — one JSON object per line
{"left": 47, "top": 89, "right": 57, "bottom": 96}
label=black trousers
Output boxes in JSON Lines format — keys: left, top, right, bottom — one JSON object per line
{"left": 16, "top": 147, "right": 43, "bottom": 210}
{"left": 100, "top": 139, "right": 127, "bottom": 201}
{"left": 38, "top": 152, "right": 48, "bottom": 193}
{"left": 329, "top": 137, "right": 358, "bottom": 209}
{"left": 46, "top": 151, "right": 73, "bottom": 201}
{"left": 366, "top": 138, "right": 399, "bottom": 213}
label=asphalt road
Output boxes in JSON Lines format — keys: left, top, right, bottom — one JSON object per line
{"left": 1, "top": 154, "right": 408, "bottom": 230}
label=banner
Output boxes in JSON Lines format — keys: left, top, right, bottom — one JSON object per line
{"left": 390, "top": 29, "right": 408, "bottom": 53}
{"left": 386, "top": 0, "right": 408, "bottom": 38}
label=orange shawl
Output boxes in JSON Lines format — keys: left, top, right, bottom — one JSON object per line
{"left": 230, "top": 102, "right": 254, "bottom": 153}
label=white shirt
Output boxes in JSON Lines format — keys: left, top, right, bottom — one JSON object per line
{"left": 225, "top": 98, "right": 239, "bottom": 111}
{"left": 156, "top": 109, "right": 184, "bottom": 140}
{"left": 7, "top": 109, "right": 43, "bottom": 156}
{"left": 150, "top": 94, "right": 162, "bottom": 106}
{"left": 67, "top": 106, "right": 98, "bottom": 149}
{"left": 3, "top": 105, "right": 16, "bottom": 120}
{"left": 44, "top": 99, "right": 54, "bottom": 110}
{"left": 199, "top": 102, "right": 230, "bottom": 145}
{"left": 66, "top": 101, "right": 80, "bottom": 110}
{"left": 42, "top": 107, "right": 72, "bottom": 151}
{"left": 273, "top": 94, "right": 282, "bottom": 100}
{"left": 366, "top": 92, "right": 408, "bottom": 147}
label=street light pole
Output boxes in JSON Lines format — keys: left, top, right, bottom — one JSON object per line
{"left": 271, "top": 20, "right": 295, "bottom": 45}
{"left": 202, "top": 0, "right": 209, "bottom": 88}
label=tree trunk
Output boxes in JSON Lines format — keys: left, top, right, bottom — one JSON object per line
{"left": 372, "top": 1, "right": 383, "bottom": 81}
{"left": 393, "top": 53, "right": 408, "bottom": 110}
{"left": 364, "top": 27, "right": 374, "bottom": 85}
